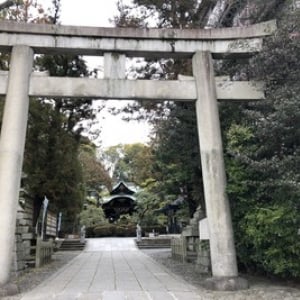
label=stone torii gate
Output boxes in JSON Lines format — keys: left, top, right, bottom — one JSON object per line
{"left": 0, "top": 20, "right": 275, "bottom": 289}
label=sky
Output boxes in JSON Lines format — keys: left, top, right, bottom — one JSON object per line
{"left": 58, "top": 0, "right": 152, "bottom": 148}
{"left": 0, "top": 0, "right": 151, "bottom": 149}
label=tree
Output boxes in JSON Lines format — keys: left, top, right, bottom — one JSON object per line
{"left": 79, "top": 206, "right": 106, "bottom": 228}
{"left": 79, "top": 143, "right": 112, "bottom": 192}
{"left": 114, "top": 143, "right": 154, "bottom": 185}
{"left": 103, "top": 143, "right": 154, "bottom": 186}
{"left": 0, "top": 0, "right": 55, "bottom": 23}
{"left": 102, "top": 144, "right": 124, "bottom": 180}
{"left": 225, "top": 6, "right": 300, "bottom": 277}
{"left": 24, "top": 99, "right": 85, "bottom": 227}
{"left": 112, "top": 0, "right": 300, "bottom": 278}
{"left": 0, "top": 0, "right": 100, "bottom": 233}
{"left": 150, "top": 102, "right": 204, "bottom": 216}
{"left": 112, "top": 0, "right": 210, "bottom": 217}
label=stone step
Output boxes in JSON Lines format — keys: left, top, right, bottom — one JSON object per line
{"left": 24, "top": 256, "right": 36, "bottom": 268}
{"left": 135, "top": 237, "right": 171, "bottom": 249}
{"left": 59, "top": 239, "right": 86, "bottom": 251}
{"left": 137, "top": 244, "right": 171, "bottom": 249}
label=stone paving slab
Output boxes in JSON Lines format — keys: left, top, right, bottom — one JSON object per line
{"left": 16, "top": 238, "right": 201, "bottom": 300}
{"left": 5, "top": 238, "right": 300, "bottom": 300}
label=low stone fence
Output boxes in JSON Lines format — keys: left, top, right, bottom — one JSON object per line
{"left": 171, "top": 237, "right": 187, "bottom": 262}
{"left": 35, "top": 238, "right": 54, "bottom": 268}
{"left": 135, "top": 236, "right": 171, "bottom": 249}
{"left": 171, "top": 236, "right": 200, "bottom": 263}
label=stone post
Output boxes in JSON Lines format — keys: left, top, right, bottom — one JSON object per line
{"left": 104, "top": 52, "right": 126, "bottom": 79}
{"left": 0, "top": 45, "right": 33, "bottom": 285}
{"left": 192, "top": 51, "right": 248, "bottom": 290}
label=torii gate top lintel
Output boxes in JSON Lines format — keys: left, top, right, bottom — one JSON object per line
{"left": 0, "top": 20, "right": 276, "bottom": 58}
{"left": 0, "top": 19, "right": 276, "bottom": 40}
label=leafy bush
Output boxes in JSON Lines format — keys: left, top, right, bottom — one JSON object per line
{"left": 93, "top": 225, "right": 115, "bottom": 237}
{"left": 225, "top": 7, "right": 300, "bottom": 279}
{"left": 79, "top": 205, "right": 107, "bottom": 228}
{"left": 239, "top": 204, "right": 300, "bottom": 277}
{"left": 85, "top": 226, "right": 95, "bottom": 238}
{"left": 92, "top": 224, "right": 136, "bottom": 237}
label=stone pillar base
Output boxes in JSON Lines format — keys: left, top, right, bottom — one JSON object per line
{"left": 0, "top": 283, "right": 19, "bottom": 297}
{"left": 203, "top": 276, "right": 249, "bottom": 291}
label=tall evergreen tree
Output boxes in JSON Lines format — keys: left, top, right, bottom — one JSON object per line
{"left": 0, "top": 0, "right": 99, "bottom": 233}
{"left": 112, "top": 0, "right": 300, "bottom": 278}
{"left": 226, "top": 6, "right": 300, "bottom": 277}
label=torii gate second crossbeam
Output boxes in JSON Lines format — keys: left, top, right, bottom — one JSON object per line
{"left": 0, "top": 20, "right": 276, "bottom": 290}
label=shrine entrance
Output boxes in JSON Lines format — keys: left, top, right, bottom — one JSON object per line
{"left": 102, "top": 182, "right": 136, "bottom": 222}
{"left": 0, "top": 20, "right": 275, "bottom": 289}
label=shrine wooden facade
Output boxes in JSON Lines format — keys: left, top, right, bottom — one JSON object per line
{"left": 102, "top": 182, "right": 136, "bottom": 222}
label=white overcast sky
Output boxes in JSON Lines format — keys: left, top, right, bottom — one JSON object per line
{"left": 7, "top": 0, "right": 147, "bottom": 149}
{"left": 58, "top": 0, "right": 151, "bottom": 149}
{"left": 60, "top": 0, "right": 120, "bottom": 27}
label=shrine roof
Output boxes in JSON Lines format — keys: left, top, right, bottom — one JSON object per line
{"left": 110, "top": 181, "right": 136, "bottom": 196}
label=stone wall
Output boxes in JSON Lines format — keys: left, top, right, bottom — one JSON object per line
{"left": 13, "top": 191, "right": 34, "bottom": 273}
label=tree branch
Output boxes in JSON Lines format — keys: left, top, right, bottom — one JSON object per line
{"left": 0, "top": 0, "right": 15, "bottom": 11}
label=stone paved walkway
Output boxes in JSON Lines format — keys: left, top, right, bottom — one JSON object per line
{"left": 7, "top": 238, "right": 300, "bottom": 300}
{"left": 16, "top": 238, "right": 201, "bottom": 300}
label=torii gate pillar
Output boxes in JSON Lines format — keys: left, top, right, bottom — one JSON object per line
{"left": 193, "top": 51, "right": 248, "bottom": 290}
{"left": 0, "top": 45, "right": 33, "bottom": 285}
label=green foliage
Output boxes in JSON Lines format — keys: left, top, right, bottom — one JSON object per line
{"left": 92, "top": 224, "right": 136, "bottom": 237}
{"left": 241, "top": 205, "right": 300, "bottom": 277}
{"left": 24, "top": 99, "right": 85, "bottom": 220}
{"left": 79, "top": 143, "right": 112, "bottom": 191}
{"left": 113, "top": 1, "right": 209, "bottom": 218}
{"left": 0, "top": 0, "right": 54, "bottom": 23}
{"left": 226, "top": 8, "right": 300, "bottom": 278}
{"left": 117, "top": 0, "right": 300, "bottom": 280}
{"left": 226, "top": 124, "right": 255, "bottom": 154}
{"left": 90, "top": 223, "right": 167, "bottom": 238}
{"left": 134, "top": 189, "right": 167, "bottom": 226}
{"left": 147, "top": 101, "right": 204, "bottom": 217}
{"left": 115, "top": 0, "right": 215, "bottom": 28}
{"left": 103, "top": 143, "right": 154, "bottom": 186}
{"left": 79, "top": 205, "right": 106, "bottom": 228}
{"left": 0, "top": 1, "right": 100, "bottom": 233}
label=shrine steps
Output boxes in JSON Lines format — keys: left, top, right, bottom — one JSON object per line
{"left": 59, "top": 239, "right": 86, "bottom": 251}
{"left": 135, "top": 237, "right": 171, "bottom": 249}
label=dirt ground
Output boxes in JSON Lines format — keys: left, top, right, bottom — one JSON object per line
{"left": 143, "top": 248, "right": 300, "bottom": 300}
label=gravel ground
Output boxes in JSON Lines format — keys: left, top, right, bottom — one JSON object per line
{"left": 2, "top": 251, "right": 80, "bottom": 298}
{"left": 3, "top": 248, "right": 300, "bottom": 300}
{"left": 143, "top": 248, "right": 300, "bottom": 300}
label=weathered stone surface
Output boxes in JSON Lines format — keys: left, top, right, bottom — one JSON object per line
{"left": 0, "top": 283, "right": 19, "bottom": 297}
{"left": 17, "top": 219, "right": 30, "bottom": 226}
{"left": 21, "top": 233, "right": 33, "bottom": 240}
{"left": 104, "top": 53, "right": 126, "bottom": 79}
{"left": 203, "top": 276, "right": 249, "bottom": 291}
{"left": 182, "top": 226, "right": 199, "bottom": 237}
{"left": 199, "top": 218, "right": 210, "bottom": 240}
{"left": 0, "top": 20, "right": 276, "bottom": 39}
{"left": 193, "top": 51, "right": 239, "bottom": 279}
{"left": 16, "top": 212, "right": 32, "bottom": 220}
{"left": 0, "top": 20, "right": 276, "bottom": 57}
{"left": 16, "top": 226, "right": 29, "bottom": 234}
{"left": 0, "top": 46, "right": 33, "bottom": 286}
{"left": 0, "top": 74, "right": 266, "bottom": 101}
